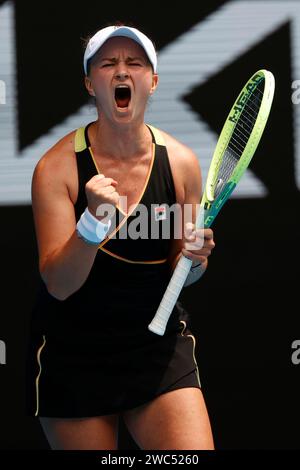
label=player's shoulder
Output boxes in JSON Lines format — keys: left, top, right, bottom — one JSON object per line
{"left": 33, "top": 129, "right": 77, "bottom": 177}
{"left": 153, "top": 127, "right": 201, "bottom": 201}
{"left": 156, "top": 127, "right": 200, "bottom": 172}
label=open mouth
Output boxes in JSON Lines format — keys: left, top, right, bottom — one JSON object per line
{"left": 115, "top": 85, "right": 131, "bottom": 108}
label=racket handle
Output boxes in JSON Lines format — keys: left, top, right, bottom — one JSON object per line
{"left": 148, "top": 207, "right": 208, "bottom": 336}
{"left": 148, "top": 255, "right": 193, "bottom": 335}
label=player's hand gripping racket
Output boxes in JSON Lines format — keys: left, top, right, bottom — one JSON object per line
{"left": 148, "top": 69, "right": 275, "bottom": 336}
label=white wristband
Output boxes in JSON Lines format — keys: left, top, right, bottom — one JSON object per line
{"left": 76, "top": 207, "right": 111, "bottom": 245}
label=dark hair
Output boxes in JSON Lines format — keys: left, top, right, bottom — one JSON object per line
{"left": 81, "top": 21, "right": 156, "bottom": 76}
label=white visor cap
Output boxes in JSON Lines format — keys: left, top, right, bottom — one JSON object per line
{"left": 83, "top": 26, "right": 157, "bottom": 75}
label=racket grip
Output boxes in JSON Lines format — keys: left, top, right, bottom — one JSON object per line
{"left": 148, "top": 255, "right": 193, "bottom": 336}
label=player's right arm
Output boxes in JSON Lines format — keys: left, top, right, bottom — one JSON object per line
{"left": 32, "top": 134, "right": 118, "bottom": 301}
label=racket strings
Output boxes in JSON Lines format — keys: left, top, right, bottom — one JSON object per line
{"left": 214, "top": 148, "right": 239, "bottom": 198}
{"left": 213, "top": 79, "right": 265, "bottom": 198}
{"left": 226, "top": 80, "right": 265, "bottom": 157}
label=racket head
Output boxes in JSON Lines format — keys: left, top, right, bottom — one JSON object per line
{"left": 200, "top": 69, "right": 275, "bottom": 227}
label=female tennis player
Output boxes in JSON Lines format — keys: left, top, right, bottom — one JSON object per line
{"left": 26, "top": 24, "right": 215, "bottom": 450}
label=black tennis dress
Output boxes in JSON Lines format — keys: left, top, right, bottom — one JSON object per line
{"left": 26, "top": 123, "right": 201, "bottom": 418}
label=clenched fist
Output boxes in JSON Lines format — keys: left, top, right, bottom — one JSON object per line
{"left": 85, "top": 174, "right": 119, "bottom": 222}
{"left": 182, "top": 222, "right": 215, "bottom": 265}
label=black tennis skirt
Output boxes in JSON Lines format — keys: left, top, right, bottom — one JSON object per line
{"left": 26, "top": 301, "right": 201, "bottom": 418}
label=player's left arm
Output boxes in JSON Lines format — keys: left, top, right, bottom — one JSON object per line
{"left": 167, "top": 143, "right": 215, "bottom": 274}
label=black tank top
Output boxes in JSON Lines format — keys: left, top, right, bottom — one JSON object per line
{"left": 31, "top": 123, "right": 184, "bottom": 345}
{"left": 74, "top": 122, "right": 176, "bottom": 263}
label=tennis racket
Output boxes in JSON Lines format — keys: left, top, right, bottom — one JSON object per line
{"left": 148, "top": 69, "right": 275, "bottom": 336}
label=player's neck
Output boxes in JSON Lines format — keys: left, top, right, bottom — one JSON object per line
{"left": 92, "top": 119, "right": 151, "bottom": 160}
